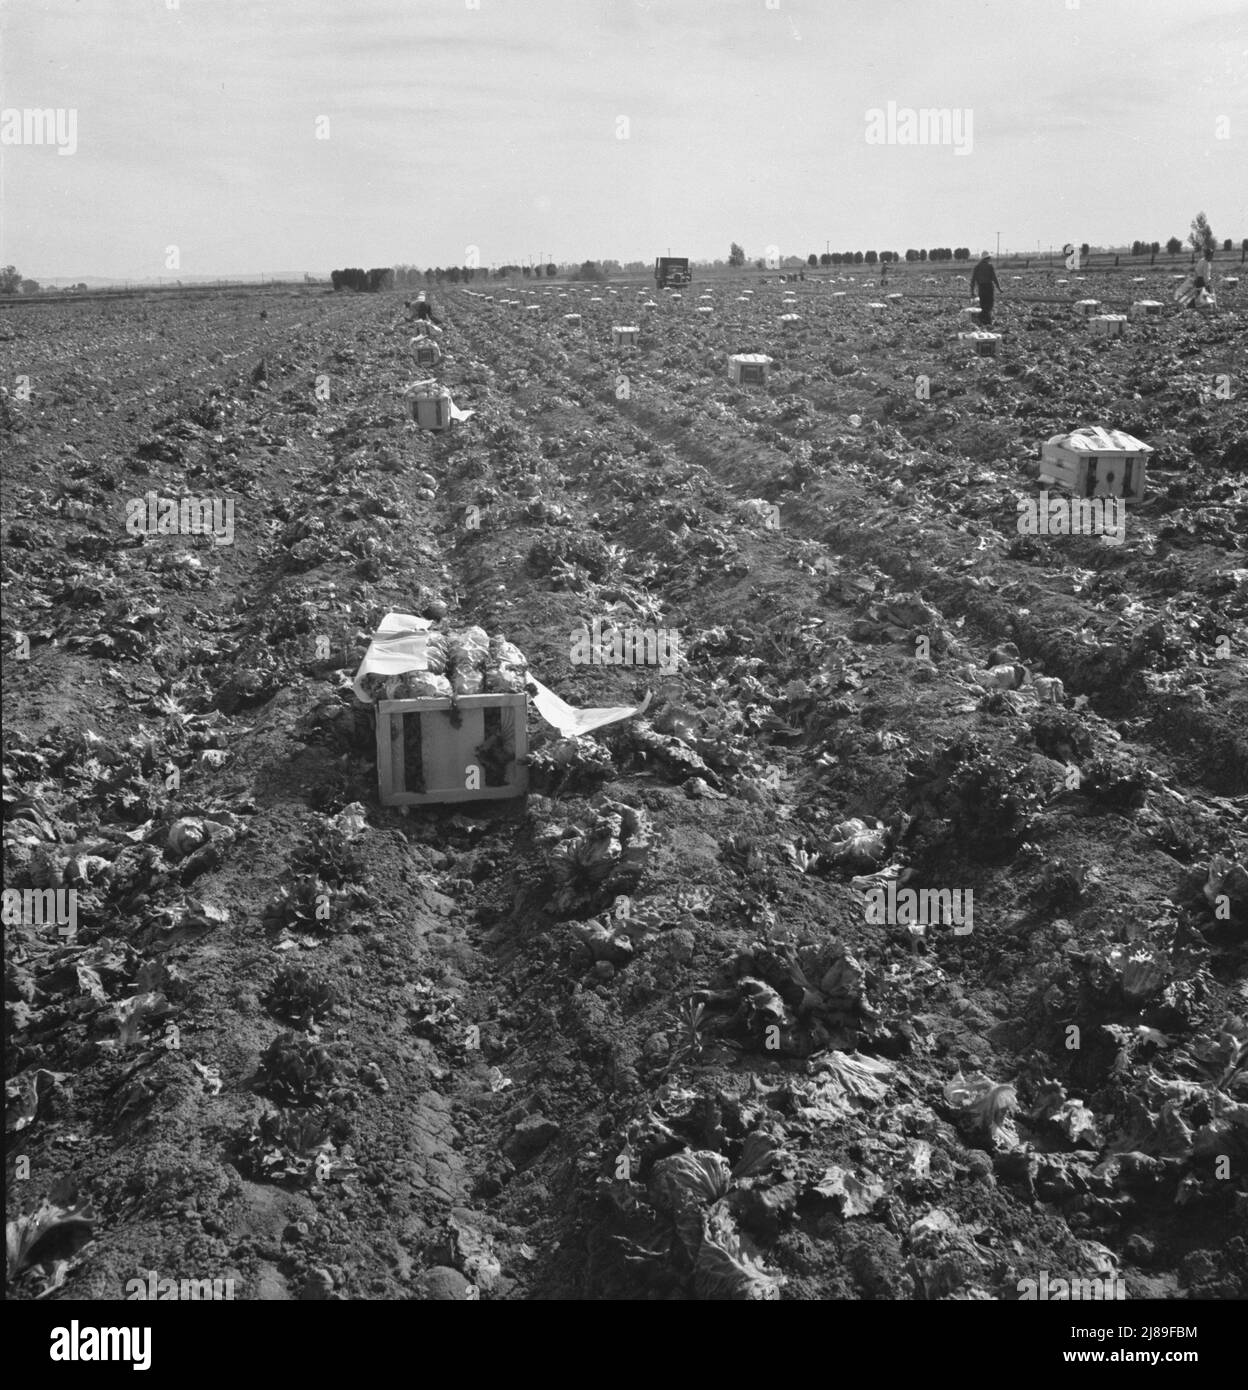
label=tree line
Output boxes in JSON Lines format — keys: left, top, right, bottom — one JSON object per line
{"left": 330, "top": 267, "right": 395, "bottom": 292}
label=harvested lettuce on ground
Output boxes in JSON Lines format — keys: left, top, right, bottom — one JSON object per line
{"left": 824, "top": 817, "right": 890, "bottom": 872}
{"left": 945, "top": 1070, "right": 1020, "bottom": 1147}
{"left": 808, "top": 1051, "right": 895, "bottom": 1113}
{"left": 648, "top": 1151, "right": 732, "bottom": 1213}
{"left": 693, "top": 1205, "right": 785, "bottom": 1301}
{"left": 6, "top": 1196, "right": 97, "bottom": 1287}
{"left": 813, "top": 1166, "right": 885, "bottom": 1217}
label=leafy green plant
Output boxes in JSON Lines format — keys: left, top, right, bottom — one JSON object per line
{"left": 261, "top": 964, "right": 339, "bottom": 1029}
{"left": 256, "top": 1032, "right": 346, "bottom": 1106}
{"left": 234, "top": 1105, "right": 356, "bottom": 1187}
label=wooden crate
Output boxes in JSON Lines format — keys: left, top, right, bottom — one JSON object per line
{"left": 1039, "top": 427, "right": 1152, "bottom": 501}
{"left": 375, "top": 694, "right": 528, "bottom": 806}
{"left": 1091, "top": 315, "right": 1127, "bottom": 338}
{"left": 959, "top": 331, "right": 1001, "bottom": 356}
{"left": 729, "top": 353, "right": 773, "bottom": 385}
{"left": 411, "top": 387, "right": 452, "bottom": 431}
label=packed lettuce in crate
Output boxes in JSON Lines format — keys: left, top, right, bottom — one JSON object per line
{"left": 390, "top": 672, "right": 454, "bottom": 699}
{"left": 361, "top": 624, "right": 529, "bottom": 703}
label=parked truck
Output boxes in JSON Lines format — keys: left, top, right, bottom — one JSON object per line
{"left": 654, "top": 257, "right": 691, "bottom": 289}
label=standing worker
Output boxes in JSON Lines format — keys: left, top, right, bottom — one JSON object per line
{"left": 970, "top": 251, "right": 1002, "bottom": 326}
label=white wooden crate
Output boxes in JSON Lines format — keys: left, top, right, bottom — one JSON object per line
{"left": 1091, "top": 314, "right": 1127, "bottom": 338}
{"left": 729, "top": 353, "right": 773, "bottom": 385}
{"left": 375, "top": 693, "right": 529, "bottom": 806}
{"left": 1039, "top": 427, "right": 1152, "bottom": 501}
{"left": 959, "top": 331, "right": 1001, "bottom": 356}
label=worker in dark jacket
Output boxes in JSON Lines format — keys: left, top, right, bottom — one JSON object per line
{"left": 411, "top": 292, "right": 440, "bottom": 325}
{"left": 970, "top": 252, "right": 1002, "bottom": 326}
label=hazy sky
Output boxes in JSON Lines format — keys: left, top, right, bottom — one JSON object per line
{"left": 2, "top": 0, "right": 1244, "bottom": 279}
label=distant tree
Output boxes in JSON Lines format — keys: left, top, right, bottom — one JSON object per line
{"left": 729, "top": 242, "right": 746, "bottom": 268}
{"left": 447, "top": 266, "right": 461, "bottom": 283}
{"left": 905, "top": 249, "right": 917, "bottom": 262}
{"left": 1165, "top": 236, "right": 1182, "bottom": 256}
{"left": 577, "top": 260, "right": 607, "bottom": 281}
{"left": 754, "top": 259, "right": 764, "bottom": 270}
{"left": 954, "top": 247, "right": 970, "bottom": 261}
{"left": 853, "top": 251, "right": 864, "bottom": 264}
{"left": 807, "top": 253, "right": 818, "bottom": 267}
{"left": 864, "top": 250, "right": 878, "bottom": 265}
{"left": 1242, "top": 238, "right": 1248, "bottom": 263}
{"left": 919, "top": 248, "right": 928, "bottom": 261}
{"left": 545, "top": 263, "right": 557, "bottom": 277}
{"left": 1188, "top": 212, "right": 1215, "bottom": 257}
{"left": 20, "top": 278, "right": 40, "bottom": 294}
{"left": 1222, "top": 238, "right": 1233, "bottom": 253}
{"left": 1080, "top": 242, "right": 1090, "bottom": 259}
{"left": 424, "top": 268, "right": 435, "bottom": 284}
{"left": 819, "top": 253, "right": 832, "bottom": 267}
{"left": 0, "top": 265, "right": 22, "bottom": 293}
{"left": 1130, "top": 240, "right": 1141, "bottom": 256}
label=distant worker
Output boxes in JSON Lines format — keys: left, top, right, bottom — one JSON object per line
{"left": 970, "top": 251, "right": 1002, "bottom": 326}
{"left": 1175, "top": 251, "right": 1214, "bottom": 309}
{"left": 411, "top": 292, "right": 440, "bottom": 325}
